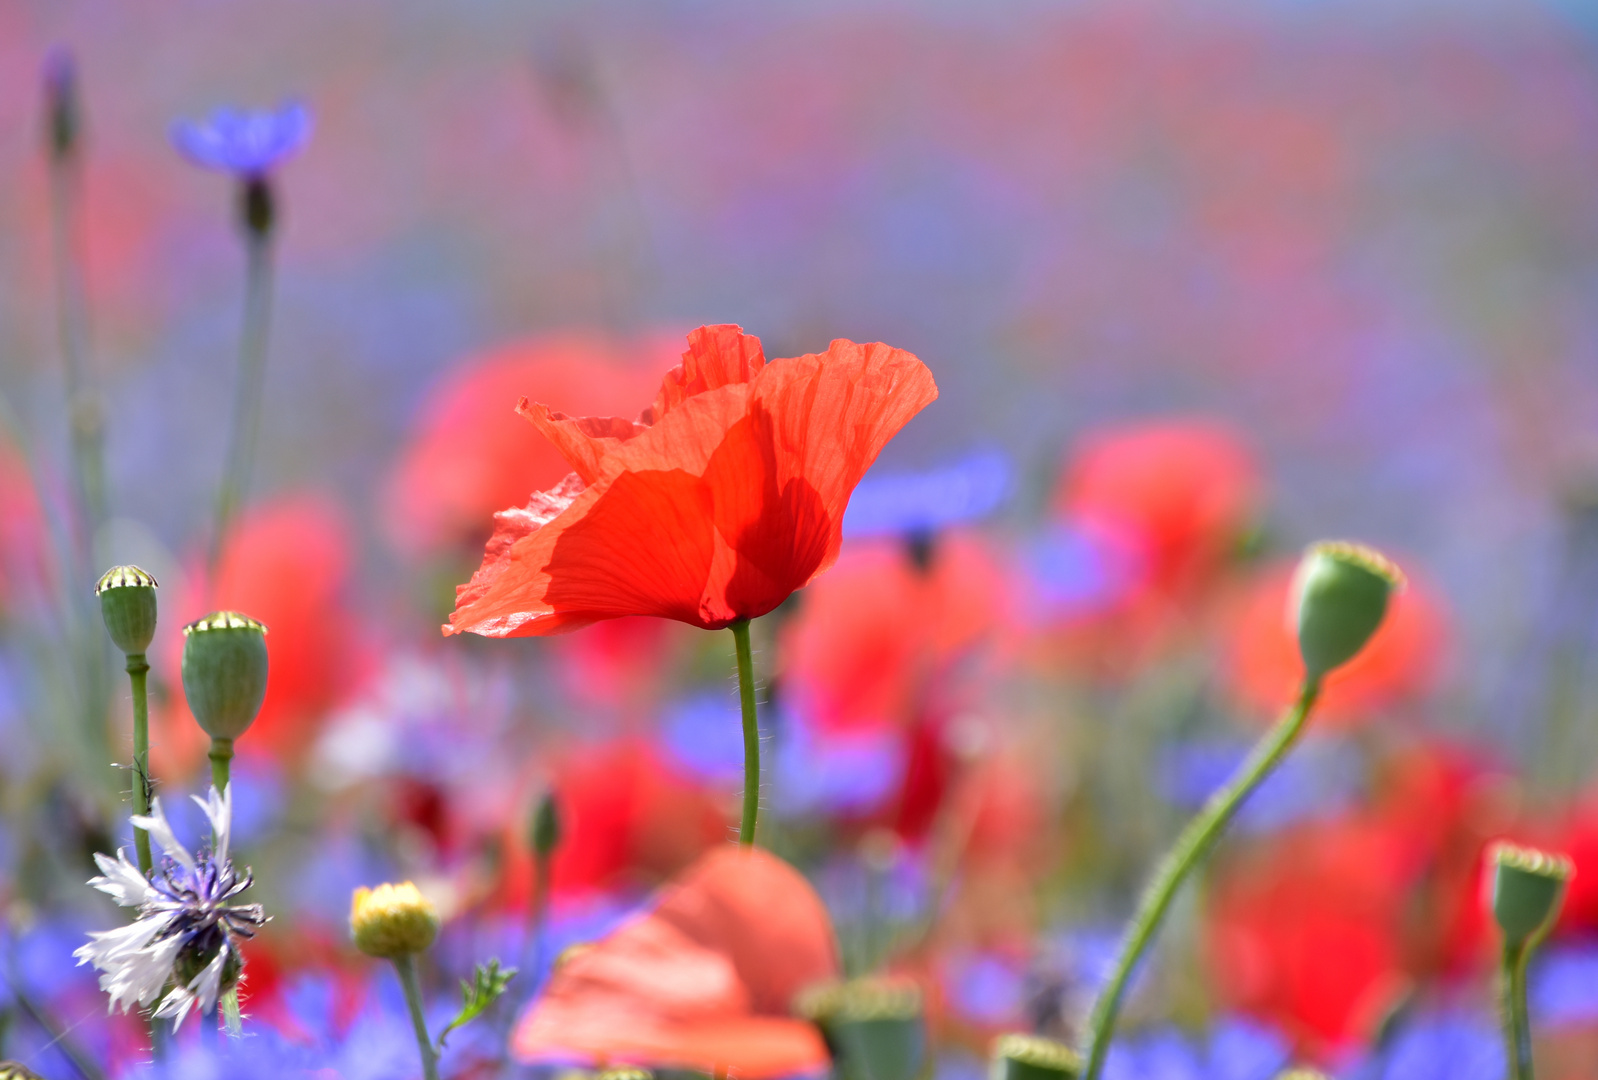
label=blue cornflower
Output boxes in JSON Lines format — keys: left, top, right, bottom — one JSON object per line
{"left": 74, "top": 785, "right": 266, "bottom": 1028}
{"left": 843, "top": 449, "right": 1011, "bottom": 539}
{"left": 171, "top": 101, "right": 312, "bottom": 177}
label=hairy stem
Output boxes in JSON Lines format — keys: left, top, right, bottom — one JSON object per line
{"left": 1081, "top": 679, "right": 1322, "bottom": 1079}
{"left": 731, "top": 619, "right": 760, "bottom": 846}
{"left": 127, "top": 653, "right": 152, "bottom": 875}
{"left": 394, "top": 953, "right": 441, "bottom": 1080}
{"left": 1500, "top": 939, "right": 1534, "bottom": 1080}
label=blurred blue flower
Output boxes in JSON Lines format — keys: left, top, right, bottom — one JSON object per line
{"left": 771, "top": 706, "right": 904, "bottom": 817}
{"left": 663, "top": 691, "right": 748, "bottom": 783}
{"left": 1101, "top": 1017, "right": 1289, "bottom": 1080}
{"left": 1361, "top": 1009, "right": 1503, "bottom": 1080}
{"left": 942, "top": 950, "right": 1027, "bottom": 1026}
{"left": 172, "top": 102, "right": 312, "bottom": 176}
{"left": 843, "top": 449, "right": 1011, "bottom": 539}
{"left": 1023, "top": 521, "right": 1141, "bottom": 620}
{"left": 1532, "top": 942, "right": 1598, "bottom": 1027}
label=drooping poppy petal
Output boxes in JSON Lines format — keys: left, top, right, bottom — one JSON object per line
{"left": 448, "top": 325, "right": 938, "bottom": 636}
{"left": 511, "top": 845, "right": 840, "bottom": 1077}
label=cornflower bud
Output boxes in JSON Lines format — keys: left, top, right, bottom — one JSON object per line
{"left": 181, "top": 611, "right": 268, "bottom": 742}
{"left": 990, "top": 1033, "right": 1081, "bottom": 1080}
{"left": 96, "top": 565, "right": 158, "bottom": 656}
{"left": 1292, "top": 541, "right": 1403, "bottom": 681}
{"left": 1488, "top": 842, "right": 1573, "bottom": 947}
{"left": 351, "top": 881, "right": 440, "bottom": 960}
{"left": 799, "top": 977, "right": 925, "bottom": 1080}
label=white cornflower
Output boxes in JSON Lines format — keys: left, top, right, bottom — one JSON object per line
{"left": 74, "top": 784, "right": 267, "bottom": 1029}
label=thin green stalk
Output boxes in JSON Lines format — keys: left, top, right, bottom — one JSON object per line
{"left": 730, "top": 619, "right": 759, "bottom": 846}
{"left": 209, "top": 737, "right": 233, "bottom": 794}
{"left": 1500, "top": 940, "right": 1534, "bottom": 1080}
{"left": 208, "top": 225, "right": 275, "bottom": 583}
{"left": 126, "top": 653, "right": 152, "bottom": 875}
{"left": 394, "top": 953, "right": 441, "bottom": 1080}
{"left": 1081, "top": 679, "right": 1322, "bottom": 1080}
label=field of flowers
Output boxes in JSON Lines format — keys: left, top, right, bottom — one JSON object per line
{"left": 2, "top": 2, "right": 1598, "bottom": 1078}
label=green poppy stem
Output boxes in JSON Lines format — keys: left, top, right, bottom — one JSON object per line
{"left": 209, "top": 222, "right": 275, "bottom": 583}
{"left": 1500, "top": 939, "right": 1534, "bottom": 1080}
{"left": 1080, "top": 678, "right": 1322, "bottom": 1080}
{"left": 209, "top": 737, "right": 233, "bottom": 794}
{"left": 730, "top": 618, "right": 760, "bottom": 846}
{"left": 126, "top": 652, "right": 152, "bottom": 876}
{"left": 394, "top": 952, "right": 441, "bottom": 1080}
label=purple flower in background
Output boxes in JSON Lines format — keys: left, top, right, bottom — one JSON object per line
{"left": 171, "top": 101, "right": 312, "bottom": 176}
{"left": 843, "top": 449, "right": 1012, "bottom": 539}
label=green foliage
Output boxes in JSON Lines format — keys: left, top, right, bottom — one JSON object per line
{"left": 437, "top": 959, "right": 517, "bottom": 1050}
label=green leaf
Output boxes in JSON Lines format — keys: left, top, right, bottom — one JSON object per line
{"left": 436, "top": 958, "right": 517, "bottom": 1051}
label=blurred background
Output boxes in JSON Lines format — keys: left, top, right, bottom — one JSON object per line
{"left": 3, "top": 1, "right": 1598, "bottom": 1077}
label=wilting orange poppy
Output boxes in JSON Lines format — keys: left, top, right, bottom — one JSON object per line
{"left": 448, "top": 324, "right": 938, "bottom": 636}
{"left": 512, "top": 845, "right": 840, "bottom": 1077}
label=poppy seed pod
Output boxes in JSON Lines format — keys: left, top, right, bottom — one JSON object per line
{"left": 351, "top": 882, "right": 440, "bottom": 959}
{"left": 96, "top": 565, "right": 158, "bottom": 656}
{"left": 530, "top": 790, "right": 561, "bottom": 859}
{"left": 1489, "top": 842, "right": 1573, "bottom": 947}
{"left": 1291, "top": 542, "right": 1404, "bottom": 681}
{"left": 990, "top": 1033, "right": 1081, "bottom": 1080}
{"left": 181, "top": 612, "right": 268, "bottom": 742}
{"left": 799, "top": 978, "right": 925, "bottom": 1080}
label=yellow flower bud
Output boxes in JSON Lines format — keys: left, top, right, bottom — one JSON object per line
{"left": 350, "top": 882, "right": 440, "bottom": 959}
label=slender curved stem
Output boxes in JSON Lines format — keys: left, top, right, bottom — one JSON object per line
{"left": 394, "top": 953, "right": 441, "bottom": 1080}
{"left": 208, "top": 224, "right": 275, "bottom": 583}
{"left": 1081, "top": 679, "right": 1322, "bottom": 1080}
{"left": 730, "top": 619, "right": 760, "bottom": 846}
{"left": 126, "top": 653, "right": 152, "bottom": 875}
{"left": 1500, "top": 939, "right": 1534, "bottom": 1080}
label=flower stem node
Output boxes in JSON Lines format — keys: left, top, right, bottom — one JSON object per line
{"left": 1292, "top": 541, "right": 1404, "bottom": 681}
{"left": 181, "top": 611, "right": 268, "bottom": 742}
{"left": 1489, "top": 842, "right": 1574, "bottom": 947}
{"left": 351, "top": 882, "right": 440, "bottom": 960}
{"left": 798, "top": 977, "right": 926, "bottom": 1080}
{"left": 97, "top": 565, "right": 158, "bottom": 656}
{"left": 990, "top": 1033, "right": 1082, "bottom": 1080}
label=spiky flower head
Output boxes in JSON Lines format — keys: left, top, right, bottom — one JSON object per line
{"left": 350, "top": 881, "right": 440, "bottom": 959}
{"left": 74, "top": 785, "right": 266, "bottom": 1029}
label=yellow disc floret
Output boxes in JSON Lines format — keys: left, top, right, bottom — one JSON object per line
{"left": 351, "top": 881, "right": 440, "bottom": 959}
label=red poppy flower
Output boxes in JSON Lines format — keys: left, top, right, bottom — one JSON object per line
{"left": 447, "top": 324, "right": 938, "bottom": 637}
{"left": 512, "top": 845, "right": 840, "bottom": 1077}
{"left": 1226, "top": 560, "right": 1448, "bottom": 726}
{"left": 384, "top": 333, "right": 669, "bottom": 557}
{"left": 1054, "top": 419, "right": 1261, "bottom": 597}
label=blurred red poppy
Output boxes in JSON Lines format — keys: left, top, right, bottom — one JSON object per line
{"left": 1208, "top": 817, "right": 1414, "bottom": 1057}
{"left": 512, "top": 845, "right": 840, "bottom": 1077}
{"left": 384, "top": 333, "right": 669, "bottom": 557}
{"left": 448, "top": 324, "right": 937, "bottom": 636}
{"left": 157, "top": 494, "right": 361, "bottom": 771}
{"left": 781, "top": 533, "right": 1009, "bottom": 737}
{"left": 1054, "top": 419, "right": 1261, "bottom": 597}
{"left": 1226, "top": 560, "right": 1448, "bottom": 725}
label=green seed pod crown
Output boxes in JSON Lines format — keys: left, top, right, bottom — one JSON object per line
{"left": 181, "top": 611, "right": 269, "bottom": 742}
{"left": 1489, "top": 842, "right": 1573, "bottom": 947}
{"left": 798, "top": 978, "right": 925, "bottom": 1080}
{"left": 96, "top": 565, "right": 158, "bottom": 656}
{"left": 1292, "top": 541, "right": 1404, "bottom": 681}
{"left": 990, "top": 1033, "right": 1082, "bottom": 1080}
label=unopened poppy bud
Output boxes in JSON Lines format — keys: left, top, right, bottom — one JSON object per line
{"left": 990, "top": 1033, "right": 1081, "bottom": 1080}
{"left": 96, "top": 565, "right": 158, "bottom": 656}
{"left": 530, "top": 791, "right": 561, "bottom": 859}
{"left": 799, "top": 977, "right": 925, "bottom": 1080}
{"left": 1292, "top": 541, "right": 1403, "bottom": 681}
{"left": 351, "top": 882, "right": 440, "bottom": 959}
{"left": 1488, "top": 842, "right": 1573, "bottom": 947}
{"left": 42, "top": 49, "right": 79, "bottom": 162}
{"left": 181, "top": 611, "right": 268, "bottom": 742}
